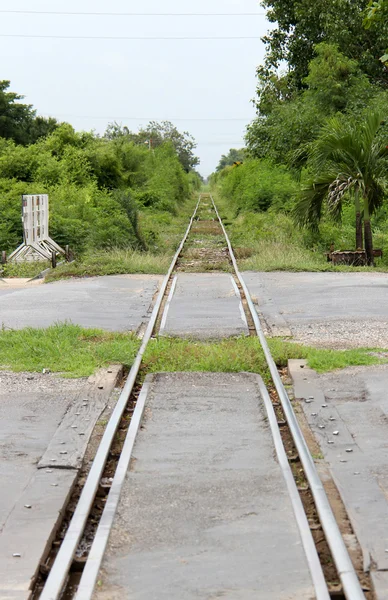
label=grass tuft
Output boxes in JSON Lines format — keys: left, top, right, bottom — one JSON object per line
{"left": 142, "top": 336, "right": 387, "bottom": 384}
{"left": 0, "top": 323, "right": 140, "bottom": 377}
{"left": 1, "top": 261, "right": 48, "bottom": 279}
{"left": 45, "top": 250, "right": 172, "bottom": 282}
{"left": 0, "top": 325, "right": 385, "bottom": 380}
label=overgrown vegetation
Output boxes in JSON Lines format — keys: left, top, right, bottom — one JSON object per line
{"left": 211, "top": 5, "right": 388, "bottom": 269}
{"left": 0, "top": 324, "right": 385, "bottom": 379}
{"left": 0, "top": 323, "right": 140, "bottom": 377}
{"left": 0, "top": 82, "right": 202, "bottom": 273}
{"left": 143, "top": 337, "right": 387, "bottom": 384}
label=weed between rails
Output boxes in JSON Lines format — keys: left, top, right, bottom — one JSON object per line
{"left": 0, "top": 324, "right": 385, "bottom": 379}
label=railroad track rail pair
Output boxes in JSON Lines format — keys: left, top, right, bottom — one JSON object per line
{"left": 40, "top": 195, "right": 366, "bottom": 600}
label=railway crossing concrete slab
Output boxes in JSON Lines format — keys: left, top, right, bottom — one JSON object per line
{"left": 0, "top": 274, "right": 162, "bottom": 332}
{"left": 160, "top": 273, "right": 248, "bottom": 339}
{"left": 243, "top": 271, "right": 388, "bottom": 347}
{"left": 290, "top": 361, "right": 388, "bottom": 598}
{"left": 94, "top": 373, "right": 316, "bottom": 600}
{"left": 0, "top": 367, "right": 121, "bottom": 599}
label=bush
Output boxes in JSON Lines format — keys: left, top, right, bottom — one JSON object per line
{"left": 0, "top": 125, "right": 194, "bottom": 255}
{"left": 220, "top": 159, "right": 298, "bottom": 214}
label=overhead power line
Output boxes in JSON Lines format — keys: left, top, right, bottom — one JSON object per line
{"left": 50, "top": 114, "right": 252, "bottom": 122}
{"left": 0, "top": 10, "right": 266, "bottom": 17}
{"left": 0, "top": 34, "right": 259, "bottom": 41}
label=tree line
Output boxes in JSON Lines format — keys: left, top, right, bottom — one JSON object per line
{"left": 214, "top": 0, "right": 388, "bottom": 266}
{"left": 0, "top": 81, "right": 201, "bottom": 255}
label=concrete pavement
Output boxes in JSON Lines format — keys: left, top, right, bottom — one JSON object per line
{"left": 243, "top": 271, "right": 388, "bottom": 347}
{"left": 290, "top": 361, "right": 388, "bottom": 599}
{"left": 94, "top": 373, "right": 316, "bottom": 600}
{"left": 0, "top": 367, "right": 121, "bottom": 599}
{"left": 160, "top": 273, "right": 248, "bottom": 339}
{"left": 0, "top": 274, "right": 162, "bottom": 332}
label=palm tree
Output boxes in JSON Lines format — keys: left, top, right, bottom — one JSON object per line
{"left": 294, "top": 112, "right": 388, "bottom": 265}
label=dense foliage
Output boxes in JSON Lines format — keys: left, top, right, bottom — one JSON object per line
{"left": 213, "top": 3, "right": 388, "bottom": 268}
{"left": 0, "top": 80, "right": 58, "bottom": 145}
{"left": 216, "top": 148, "right": 246, "bottom": 172}
{"left": 0, "top": 84, "right": 200, "bottom": 256}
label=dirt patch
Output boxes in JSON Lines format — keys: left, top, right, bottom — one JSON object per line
{"left": 191, "top": 221, "right": 222, "bottom": 236}
{"left": 177, "top": 246, "right": 231, "bottom": 272}
{"left": 177, "top": 206, "right": 232, "bottom": 272}
{"left": 0, "top": 277, "right": 43, "bottom": 288}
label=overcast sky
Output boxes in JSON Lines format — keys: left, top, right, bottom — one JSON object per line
{"left": 1, "top": 0, "right": 270, "bottom": 176}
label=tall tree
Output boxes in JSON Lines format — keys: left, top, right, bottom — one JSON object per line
{"left": 0, "top": 80, "right": 35, "bottom": 144}
{"left": 294, "top": 112, "right": 388, "bottom": 265}
{"left": 140, "top": 121, "right": 199, "bottom": 172}
{"left": 216, "top": 148, "right": 246, "bottom": 171}
{"left": 247, "top": 44, "right": 374, "bottom": 166}
{"left": 364, "top": 0, "right": 388, "bottom": 63}
{"left": 258, "top": 0, "right": 387, "bottom": 101}
{"left": 105, "top": 120, "right": 199, "bottom": 172}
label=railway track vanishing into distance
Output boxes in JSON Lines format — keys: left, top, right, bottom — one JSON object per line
{"left": 37, "top": 194, "right": 367, "bottom": 600}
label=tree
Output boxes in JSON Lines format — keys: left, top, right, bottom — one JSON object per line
{"left": 258, "top": 0, "right": 387, "bottom": 99}
{"left": 104, "top": 120, "right": 199, "bottom": 172}
{"left": 247, "top": 44, "right": 375, "bottom": 167}
{"left": 0, "top": 80, "right": 35, "bottom": 144}
{"left": 27, "top": 116, "right": 59, "bottom": 143}
{"left": 216, "top": 148, "right": 246, "bottom": 172}
{"left": 364, "top": 0, "right": 388, "bottom": 64}
{"left": 293, "top": 112, "right": 388, "bottom": 265}
{"left": 140, "top": 121, "right": 199, "bottom": 172}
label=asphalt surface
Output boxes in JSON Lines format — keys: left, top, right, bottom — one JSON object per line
{"left": 0, "top": 275, "right": 162, "bottom": 331}
{"left": 94, "top": 373, "right": 315, "bottom": 600}
{"left": 160, "top": 273, "right": 248, "bottom": 339}
{"left": 243, "top": 271, "right": 388, "bottom": 347}
{"left": 290, "top": 361, "right": 388, "bottom": 599}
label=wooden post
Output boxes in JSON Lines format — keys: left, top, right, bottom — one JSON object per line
{"left": 1, "top": 251, "right": 6, "bottom": 265}
{"left": 65, "top": 245, "right": 70, "bottom": 262}
{"left": 51, "top": 250, "right": 57, "bottom": 269}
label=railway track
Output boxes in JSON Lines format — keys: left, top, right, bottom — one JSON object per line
{"left": 38, "top": 194, "right": 367, "bottom": 600}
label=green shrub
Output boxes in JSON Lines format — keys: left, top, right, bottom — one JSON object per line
{"left": 221, "top": 159, "right": 298, "bottom": 214}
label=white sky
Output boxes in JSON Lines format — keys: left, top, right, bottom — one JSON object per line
{"left": 0, "top": 0, "right": 270, "bottom": 176}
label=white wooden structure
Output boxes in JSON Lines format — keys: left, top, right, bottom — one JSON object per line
{"left": 9, "top": 194, "right": 65, "bottom": 262}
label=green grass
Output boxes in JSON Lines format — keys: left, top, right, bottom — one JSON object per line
{"left": 45, "top": 249, "right": 172, "bottom": 282}
{"left": 0, "top": 323, "right": 140, "bottom": 377}
{"left": 1, "top": 325, "right": 385, "bottom": 380}
{"left": 237, "top": 241, "right": 388, "bottom": 272}
{"left": 142, "top": 336, "right": 387, "bottom": 385}
{"left": 44, "top": 198, "right": 199, "bottom": 282}
{"left": 1, "top": 261, "right": 49, "bottom": 279}
{"left": 239, "top": 241, "right": 330, "bottom": 272}
{"left": 213, "top": 192, "right": 388, "bottom": 273}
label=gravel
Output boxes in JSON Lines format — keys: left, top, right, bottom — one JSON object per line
{"left": 291, "top": 319, "right": 388, "bottom": 349}
{"left": 0, "top": 370, "right": 88, "bottom": 395}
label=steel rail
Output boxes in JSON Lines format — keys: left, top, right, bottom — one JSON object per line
{"left": 256, "top": 377, "right": 330, "bottom": 600}
{"left": 210, "top": 194, "right": 366, "bottom": 600}
{"left": 74, "top": 193, "right": 327, "bottom": 600}
{"left": 40, "top": 196, "right": 201, "bottom": 600}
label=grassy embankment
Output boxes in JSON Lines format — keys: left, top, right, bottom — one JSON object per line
{"left": 212, "top": 158, "right": 388, "bottom": 273}
{"left": 216, "top": 191, "right": 388, "bottom": 272}
{"left": 1, "top": 196, "right": 199, "bottom": 281}
{"left": 44, "top": 198, "right": 199, "bottom": 282}
{"left": 0, "top": 323, "right": 386, "bottom": 379}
